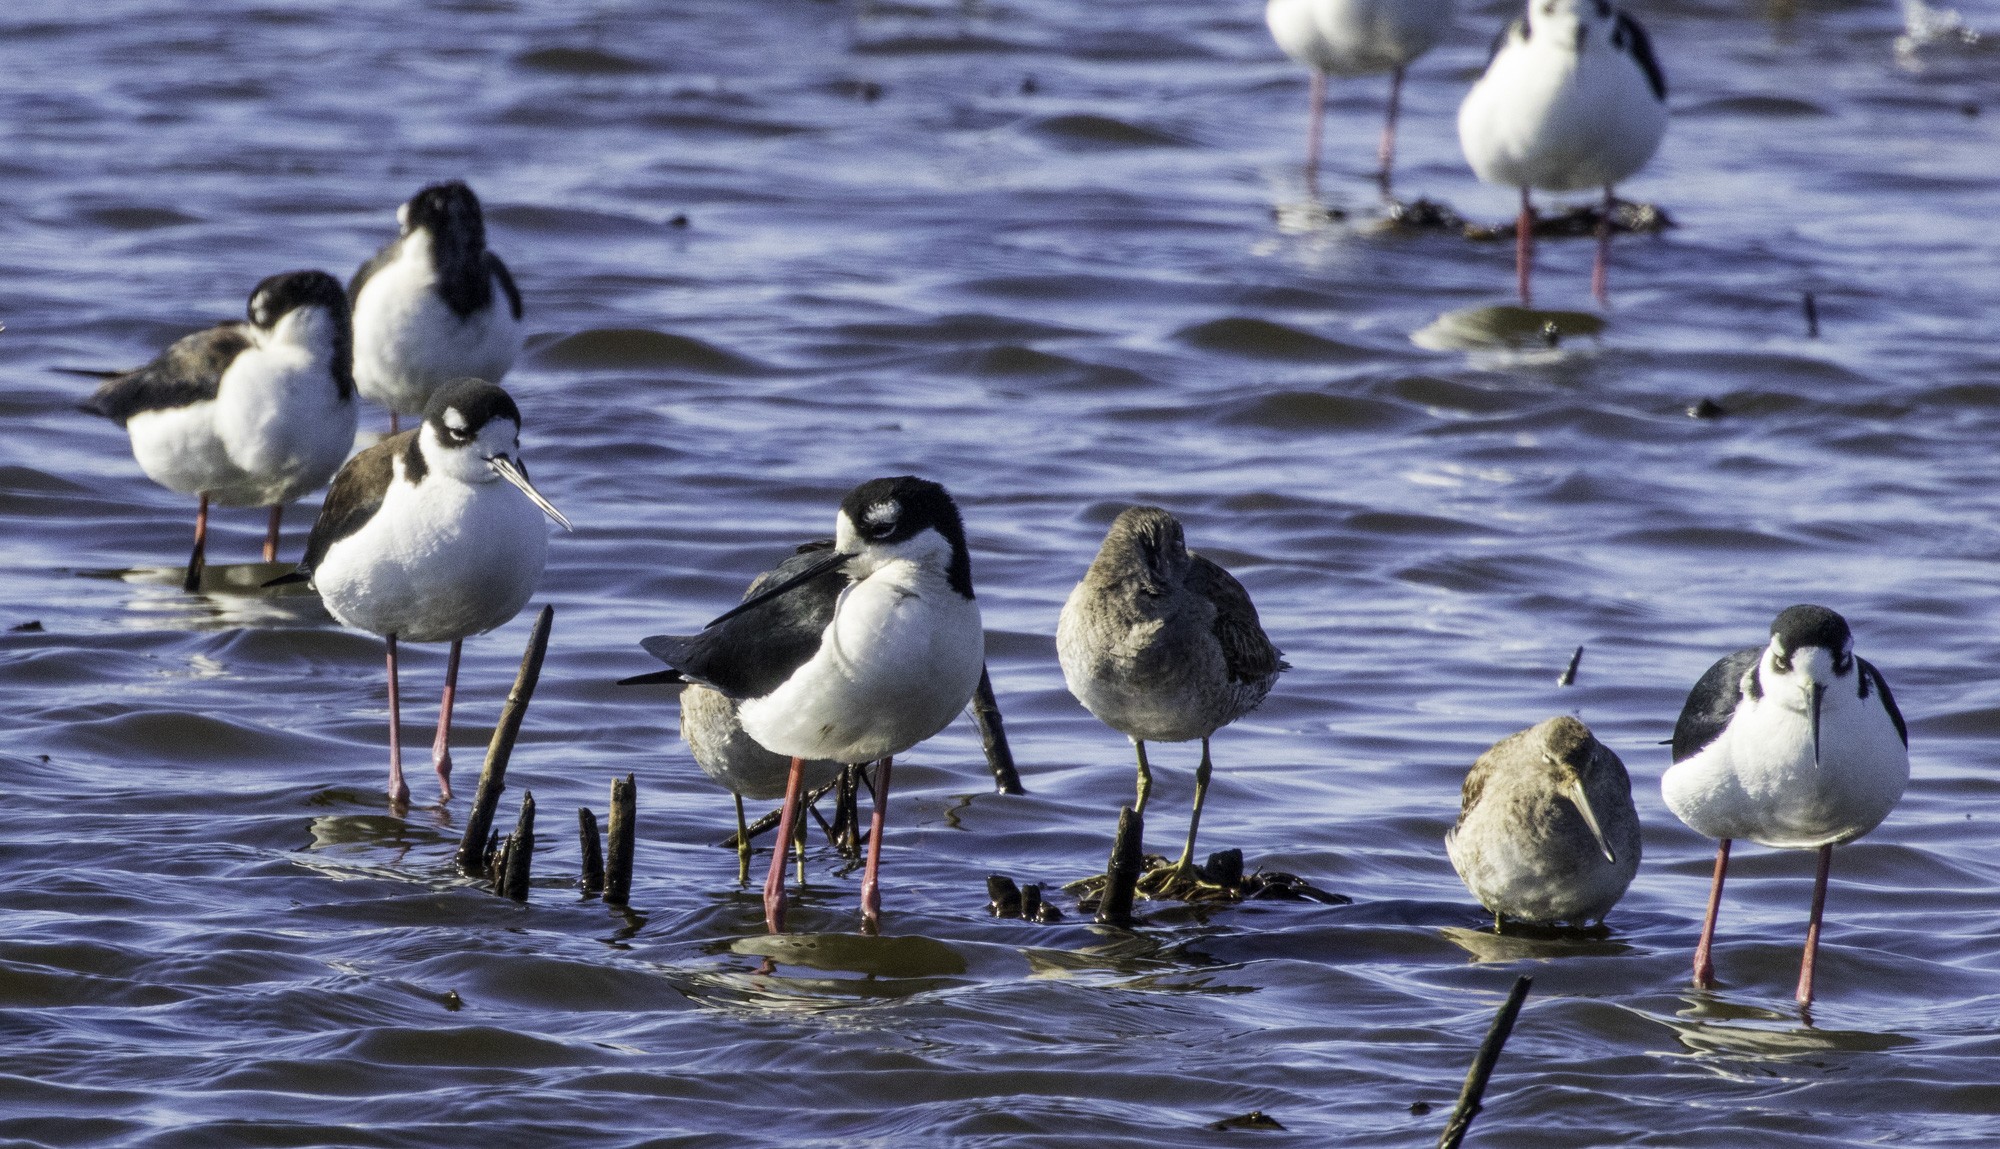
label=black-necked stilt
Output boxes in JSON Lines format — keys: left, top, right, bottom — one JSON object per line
{"left": 278, "top": 378, "right": 569, "bottom": 806}
{"left": 636, "top": 477, "right": 985, "bottom": 932}
{"left": 1446, "top": 715, "right": 1641, "bottom": 929}
{"left": 349, "top": 181, "right": 523, "bottom": 433}
{"left": 1266, "top": 0, "right": 1456, "bottom": 195}
{"left": 76, "top": 269, "right": 357, "bottom": 592}
{"left": 623, "top": 543, "right": 847, "bottom": 884}
{"left": 1457, "top": 0, "right": 1667, "bottom": 305}
{"left": 1664, "top": 604, "right": 1908, "bottom": 1006}
{"left": 1056, "top": 506, "right": 1287, "bottom": 889}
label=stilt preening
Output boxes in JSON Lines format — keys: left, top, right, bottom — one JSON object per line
{"left": 1446, "top": 716, "right": 1640, "bottom": 929}
{"left": 274, "top": 379, "right": 570, "bottom": 805}
{"left": 1057, "top": 506, "right": 1287, "bottom": 892}
{"left": 349, "top": 181, "right": 522, "bottom": 433}
{"left": 1458, "top": 0, "right": 1668, "bottom": 305}
{"left": 635, "top": 477, "right": 985, "bottom": 933}
{"left": 1266, "top": 0, "right": 1456, "bottom": 195}
{"left": 1663, "top": 605, "right": 1908, "bottom": 1006}
{"left": 75, "top": 270, "right": 357, "bottom": 590}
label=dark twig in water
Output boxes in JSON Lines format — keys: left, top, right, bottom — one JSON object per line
{"left": 720, "top": 775, "right": 848, "bottom": 849}
{"left": 970, "top": 665, "right": 1026, "bottom": 795}
{"left": 454, "top": 604, "right": 554, "bottom": 877}
{"left": 496, "top": 791, "right": 535, "bottom": 901}
{"left": 1209, "top": 1111, "right": 1286, "bottom": 1132}
{"left": 1558, "top": 645, "right": 1584, "bottom": 687}
{"left": 605, "top": 773, "right": 636, "bottom": 907}
{"left": 1437, "top": 975, "right": 1533, "bottom": 1149}
{"left": 1021, "top": 882, "right": 1061, "bottom": 922}
{"left": 1096, "top": 806, "right": 1145, "bottom": 925}
{"left": 1802, "top": 291, "right": 1820, "bottom": 338}
{"left": 578, "top": 808, "right": 604, "bottom": 895}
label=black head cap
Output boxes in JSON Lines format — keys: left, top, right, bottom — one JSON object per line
{"left": 403, "top": 181, "right": 486, "bottom": 250}
{"left": 248, "top": 270, "right": 349, "bottom": 330}
{"left": 840, "top": 475, "right": 974, "bottom": 597}
{"left": 1770, "top": 604, "right": 1851, "bottom": 657}
{"left": 423, "top": 378, "right": 522, "bottom": 447}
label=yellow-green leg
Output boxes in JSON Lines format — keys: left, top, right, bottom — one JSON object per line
{"left": 794, "top": 808, "right": 807, "bottom": 885}
{"left": 1133, "top": 739, "right": 1153, "bottom": 816}
{"left": 1169, "top": 736, "right": 1215, "bottom": 874}
{"left": 735, "top": 794, "right": 752, "bottom": 886}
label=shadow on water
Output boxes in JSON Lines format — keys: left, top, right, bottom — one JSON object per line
{"left": 75, "top": 562, "right": 329, "bottom": 629}
{"left": 1655, "top": 991, "right": 1920, "bottom": 1060}
{"left": 1440, "top": 923, "right": 1638, "bottom": 964}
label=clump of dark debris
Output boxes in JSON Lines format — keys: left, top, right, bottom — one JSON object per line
{"left": 1066, "top": 847, "right": 1349, "bottom": 912}
{"left": 1385, "top": 196, "right": 1674, "bottom": 239}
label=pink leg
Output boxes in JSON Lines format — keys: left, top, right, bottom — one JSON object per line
{"left": 385, "top": 635, "right": 409, "bottom": 806}
{"left": 1377, "top": 66, "right": 1404, "bottom": 197}
{"left": 432, "top": 638, "right": 462, "bottom": 801}
{"left": 763, "top": 756, "right": 806, "bottom": 933}
{"left": 860, "top": 756, "right": 895, "bottom": 930}
{"left": 1517, "top": 188, "right": 1536, "bottom": 307}
{"left": 1693, "top": 838, "right": 1731, "bottom": 989}
{"left": 263, "top": 504, "right": 283, "bottom": 563}
{"left": 183, "top": 493, "right": 210, "bottom": 593}
{"left": 1796, "top": 844, "right": 1834, "bottom": 1006}
{"left": 1592, "top": 184, "right": 1614, "bottom": 306}
{"left": 1305, "top": 71, "right": 1327, "bottom": 185}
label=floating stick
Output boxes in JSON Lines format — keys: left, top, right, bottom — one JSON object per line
{"left": 1438, "top": 975, "right": 1534, "bottom": 1149}
{"left": 454, "top": 605, "right": 554, "bottom": 876}
{"left": 1557, "top": 645, "right": 1584, "bottom": 687}
{"left": 1095, "top": 806, "right": 1144, "bottom": 926}
{"left": 578, "top": 808, "right": 604, "bottom": 895}
{"left": 970, "top": 665, "right": 1025, "bottom": 795}
{"left": 497, "top": 792, "right": 535, "bottom": 901}
{"left": 605, "top": 773, "right": 636, "bottom": 907}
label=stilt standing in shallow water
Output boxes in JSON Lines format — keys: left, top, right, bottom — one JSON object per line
{"left": 76, "top": 270, "right": 357, "bottom": 590}
{"left": 1266, "top": 0, "right": 1456, "bottom": 196}
{"left": 350, "top": 181, "right": 523, "bottom": 434}
{"left": 1458, "top": 0, "right": 1668, "bottom": 305}
{"left": 1663, "top": 605, "right": 1908, "bottom": 1006}
{"left": 635, "top": 477, "right": 985, "bottom": 933}
{"left": 273, "top": 379, "right": 570, "bottom": 806}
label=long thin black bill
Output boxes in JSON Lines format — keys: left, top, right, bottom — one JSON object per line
{"left": 706, "top": 551, "right": 852, "bottom": 628}
{"left": 1810, "top": 683, "right": 1826, "bottom": 766}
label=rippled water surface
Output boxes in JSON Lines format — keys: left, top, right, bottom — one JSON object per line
{"left": 3, "top": 0, "right": 1999, "bottom": 1145}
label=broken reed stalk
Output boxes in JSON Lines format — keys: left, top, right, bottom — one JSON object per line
{"left": 1557, "top": 645, "right": 1584, "bottom": 687}
{"left": 497, "top": 792, "right": 536, "bottom": 901}
{"left": 454, "top": 605, "right": 554, "bottom": 877}
{"left": 1437, "top": 975, "right": 1534, "bottom": 1149}
{"left": 970, "top": 664, "right": 1025, "bottom": 795}
{"left": 1095, "top": 805, "right": 1144, "bottom": 925}
{"left": 578, "top": 808, "right": 605, "bottom": 895}
{"left": 605, "top": 773, "right": 636, "bottom": 906}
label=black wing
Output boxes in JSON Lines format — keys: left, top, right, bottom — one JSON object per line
{"left": 1671, "top": 647, "right": 1759, "bottom": 762}
{"left": 1614, "top": 12, "right": 1667, "bottom": 102}
{"left": 486, "top": 252, "right": 523, "bottom": 321}
{"left": 1186, "top": 554, "right": 1287, "bottom": 685}
{"left": 1859, "top": 658, "right": 1908, "bottom": 747}
{"left": 79, "top": 324, "right": 251, "bottom": 426}
{"left": 347, "top": 236, "right": 403, "bottom": 305}
{"left": 296, "top": 432, "right": 412, "bottom": 577}
{"left": 639, "top": 542, "right": 846, "bottom": 700}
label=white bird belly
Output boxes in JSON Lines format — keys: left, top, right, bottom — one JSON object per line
{"left": 314, "top": 477, "right": 549, "bottom": 643}
{"left": 1662, "top": 699, "right": 1908, "bottom": 849}
{"left": 1458, "top": 43, "right": 1666, "bottom": 192}
{"left": 209, "top": 345, "right": 358, "bottom": 506}
{"left": 353, "top": 250, "right": 522, "bottom": 414}
{"left": 680, "top": 684, "right": 842, "bottom": 800}
{"left": 739, "top": 574, "right": 985, "bottom": 765}
{"left": 1266, "top": 0, "right": 1452, "bottom": 75}
{"left": 126, "top": 402, "right": 238, "bottom": 499}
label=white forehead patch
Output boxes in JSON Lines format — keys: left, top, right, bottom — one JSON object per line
{"left": 396, "top": 202, "right": 411, "bottom": 228}
{"left": 443, "top": 407, "right": 469, "bottom": 432}
{"left": 864, "top": 500, "right": 898, "bottom": 527}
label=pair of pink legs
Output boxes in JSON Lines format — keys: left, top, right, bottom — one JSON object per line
{"left": 1303, "top": 67, "right": 1405, "bottom": 198}
{"left": 183, "top": 497, "right": 286, "bottom": 591}
{"left": 383, "top": 635, "right": 463, "bottom": 807}
{"left": 763, "top": 755, "right": 894, "bottom": 933}
{"left": 1692, "top": 838, "right": 1837, "bottom": 1007}
{"left": 1516, "top": 186, "right": 1619, "bottom": 308}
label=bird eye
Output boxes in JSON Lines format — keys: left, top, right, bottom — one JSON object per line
{"left": 1772, "top": 652, "right": 1793, "bottom": 673}
{"left": 1834, "top": 652, "right": 1853, "bottom": 674}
